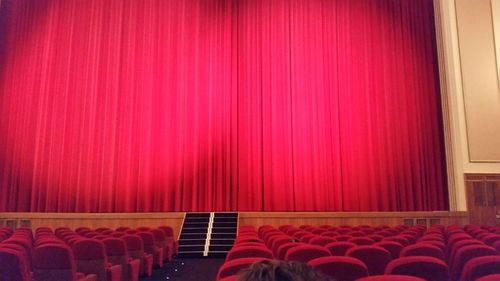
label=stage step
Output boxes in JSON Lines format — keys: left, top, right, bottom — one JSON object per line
{"left": 178, "top": 212, "right": 238, "bottom": 258}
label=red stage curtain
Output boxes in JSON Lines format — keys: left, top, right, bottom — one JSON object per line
{"left": 0, "top": 0, "right": 448, "bottom": 212}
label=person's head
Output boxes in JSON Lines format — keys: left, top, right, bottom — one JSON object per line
{"left": 237, "top": 260, "right": 331, "bottom": 281}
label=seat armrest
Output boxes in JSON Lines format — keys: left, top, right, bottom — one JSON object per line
{"left": 106, "top": 264, "right": 122, "bottom": 281}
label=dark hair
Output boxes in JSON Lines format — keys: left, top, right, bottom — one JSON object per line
{"left": 237, "top": 260, "right": 331, "bottom": 281}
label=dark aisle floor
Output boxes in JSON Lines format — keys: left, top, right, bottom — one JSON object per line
{"left": 140, "top": 258, "right": 225, "bottom": 281}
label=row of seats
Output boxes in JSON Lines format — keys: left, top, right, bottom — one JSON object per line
{"left": 216, "top": 224, "right": 500, "bottom": 281}
{"left": 0, "top": 225, "right": 178, "bottom": 281}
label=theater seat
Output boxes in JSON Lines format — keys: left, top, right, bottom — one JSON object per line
{"left": 356, "top": 275, "right": 426, "bottom": 281}
{"left": 33, "top": 243, "right": 97, "bottom": 281}
{"left": 450, "top": 244, "right": 498, "bottom": 281}
{"left": 150, "top": 229, "right": 172, "bottom": 262}
{"left": 284, "top": 244, "right": 331, "bottom": 263}
{"left": 400, "top": 243, "right": 445, "bottom": 260}
{"left": 72, "top": 239, "right": 122, "bottom": 281}
{"left": 0, "top": 247, "right": 31, "bottom": 281}
{"left": 460, "top": 255, "right": 500, "bottom": 281}
{"left": 476, "top": 274, "right": 500, "bottom": 281}
{"left": 158, "top": 226, "right": 178, "bottom": 256}
{"left": 137, "top": 232, "right": 163, "bottom": 268}
{"left": 103, "top": 238, "right": 140, "bottom": 281}
{"left": 346, "top": 246, "right": 392, "bottom": 275}
{"left": 122, "top": 235, "right": 153, "bottom": 277}
{"left": 216, "top": 257, "right": 270, "bottom": 280}
{"left": 325, "top": 241, "right": 357, "bottom": 256}
{"left": 308, "top": 256, "right": 368, "bottom": 281}
{"left": 226, "top": 246, "right": 273, "bottom": 261}
{"left": 375, "top": 241, "right": 403, "bottom": 259}
{"left": 385, "top": 256, "right": 449, "bottom": 281}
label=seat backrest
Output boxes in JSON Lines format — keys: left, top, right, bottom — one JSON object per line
{"left": 284, "top": 244, "right": 331, "bottom": 263}
{"left": 383, "top": 236, "right": 409, "bottom": 246}
{"left": 375, "top": 241, "right": 404, "bottom": 259}
{"left": 0, "top": 247, "right": 31, "bottom": 281}
{"left": 325, "top": 241, "right": 357, "bottom": 256}
{"left": 72, "top": 239, "right": 108, "bottom": 281}
{"left": 400, "top": 243, "right": 445, "bottom": 260}
{"left": 356, "top": 275, "right": 425, "bottom": 281}
{"left": 476, "top": 273, "right": 500, "bottom": 281}
{"left": 116, "top": 227, "right": 131, "bottom": 232}
{"left": 33, "top": 243, "right": 77, "bottom": 281}
{"left": 276, "top": 242, "right": 303, "bottom": 260}
{"left": 348, "top": 237, "right": 374, "bottom": 246}
{"left": 309, "top": 237, "right": 336, "bottom": 247}
{"left": 103, "top": 238, "right": 131, "bottom": 281}
{"left": 451, "top": 244, "right": 498, "bottom": 280}
{"left": 217, "top": 257, "right": 270, "bottom": 280}
{"left": 385, "top": 256, "right": 449, "bottom": 281}
{"left": 158, "top": 225, "right": 174, "bottom": 234}
{"left": 226, "top": 246, "right": 273, "bottom": 261}
{"left": 150, "top": 229, "right": 167, "bottom": 246}
{"left": 346, "top": 245, "right": 392, "bottom": 275}
{"left": 461, "top": 255, "right": 500, "bottom": 281}
{"left": 308, "top": 256, "right": 368, "bottom": 281}
{"left": 122, "top": 235, "right": 144, "bottom": 259}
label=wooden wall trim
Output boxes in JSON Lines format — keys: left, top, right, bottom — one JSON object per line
{"left": 0, "top": 212, "right": 468, "bottom": 238}
{"left": 239, "top": 212, "right": 467, "bottom": 219}
{"left": 0, "top": 212, "right": 185, "bottom": 219}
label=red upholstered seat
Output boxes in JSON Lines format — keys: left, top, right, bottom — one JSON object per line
{"left": 368, "top": 234, "right": 384, "bottom": 242}
{"left": 375, "top": 241, "right": 404, "bottom": 259}
{"left": 122, "top": 235, "right": 153, "bottom": 277}
{"left": 266, "top": 234, "right": 290, "bottom": 249}
{"left": 269, "top": 236, "right": 294, "bottom": 256}
{"left": 385, "top": 256, "right": 449, "bottom": 281}
{"left": 33, "top": 243, "right": 97, "bottom": 281}
{"left": 158, "top": 226, "right": 178, "bottom": 255}
{"left": 476, "top": 273, "right": 500, "bottom": 281}
{"left": 460, "top": 255, "right": 500, "bottom": 281}
{"left": 218, "top": 275, "right": 239, "bottom": 281}
{"left": 448, "top": 239, "right": 484, "bottom": 263}
{"left": 346, "top": 245, "right": 392, "bottom": 275}
{"left": 309, "top": 237, "right": 336, "bottom": 247}
{"left": 284, "top": 244, "right": 331, "bottom": 263}
{"left": 137, "top": 232, "right": 164, "bottom": 268}
{"left": 348, "top": 231, "right": 366, "bottom": 237}
{"left": 383, "top": 236, "right": 409, "bottom": 246}
{"left": 1, "top": 239, "right": 32, "bottom": 270}
{"left": 308, "top": 256, "right": 368, "bottom": 281}
{"left": 482, "top": 234, "right": 500, "bottom": 246}
{"left": 450, "top": 244, "right": 499, "bottom": 281}
{"left": 103, "top": 238, "right": 140, "bottom": 281}
{"left": 311, "top": 228, "right": 328, "bottom": 235}
{"left": 72, "top": 239, "right": 122, "bottom": 281}
{"left": 276, "top": 242, "right": 304, "bottom": 260}
{"left": 356, "top": 275, "right": 426, "bottom": 281}
{"left": 299, "top": 234, "right": 318, "bottom": 243}
{"left": 0, "top": 247, "right": 31, "bottom": 281}
{"left": 226, "top": 246, "right": 273, "bottom": 261}
{"left": 325, "top": 241, "right": 357, "bottom": 256}
{"left": 348, "top": 237, "right": 374, "bottom": 246}
{"left": 236, "top": 236, "right": 264, "bottom": 245}
{"left": 216, "top": 257, "right": 269, "bottom": 280}
{"left": 400, "top": 243, "right": 445, "bottom": 260}
{"left": 150, "top": 229, "right": 172, "bottom": 262}
{"left": 116, "top": 227, "right": 131, "bottom": 232}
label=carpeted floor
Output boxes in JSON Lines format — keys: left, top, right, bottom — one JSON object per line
{"left": 140, "top": 258, "right": 225, "bottom": 281}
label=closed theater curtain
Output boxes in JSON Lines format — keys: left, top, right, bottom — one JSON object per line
{"left": 0, "top": 0, "right": 448, "bottom": 212}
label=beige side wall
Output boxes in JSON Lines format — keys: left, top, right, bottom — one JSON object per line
{"left": 436, "top": 0, "right": 500, "bottom": 211}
